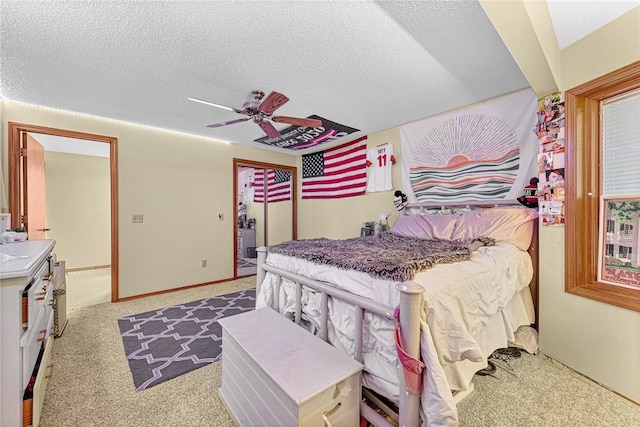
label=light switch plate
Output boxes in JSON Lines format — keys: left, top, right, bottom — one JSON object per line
{"left": 132, "top": 214, "right": 144, "bottom": 223}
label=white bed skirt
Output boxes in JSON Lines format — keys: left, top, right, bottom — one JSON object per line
{"left": 256, "top": 243, "right": 536, "bottom": 426}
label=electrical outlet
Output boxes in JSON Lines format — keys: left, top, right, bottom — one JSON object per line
{"left": 132, "top": 214, "right": 144, "bottom": 223}
{"left": 218, "top": 213, "right": 224, "bottom": 221}
{"left": 201, "top": 260, "right": 207, "bottom": 268}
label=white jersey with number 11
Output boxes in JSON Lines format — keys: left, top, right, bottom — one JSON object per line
{"left": 366, "top": 143, "right": 394, "bottom": 192}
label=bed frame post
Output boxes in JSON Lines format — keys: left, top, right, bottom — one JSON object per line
{"left": 396, "top": 281, "right": 425, "bottom": 427}
{"left": 256, "top": 246, "right": 267, "bottom": 294}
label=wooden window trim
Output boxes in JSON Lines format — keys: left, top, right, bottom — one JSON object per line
{"left": 565, "top": 61, "right": 640, "bottom": 312}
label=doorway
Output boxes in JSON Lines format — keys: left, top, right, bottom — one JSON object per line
{"left": 233, "top": 159, "right": 297, "bottom": 278}
{"left": 8, "top": 122, "right": 120, "bottom": 302}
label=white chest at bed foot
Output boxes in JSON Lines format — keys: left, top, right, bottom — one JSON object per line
{"left": 218, "top": 308, "right": 364, "bottom": 426}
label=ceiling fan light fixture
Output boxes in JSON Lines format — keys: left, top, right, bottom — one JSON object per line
{"left": 190, "top": 89, "right": 315, "bottom": 139}
{"left": 243, "top": 90, "right": 265, "bottom": 110}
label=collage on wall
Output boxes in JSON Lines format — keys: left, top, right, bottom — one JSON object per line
{"left": 534, "top": 92, "right": 565, "bottom": 226}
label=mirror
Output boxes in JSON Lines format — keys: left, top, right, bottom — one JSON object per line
{"left": 234, "top": 161, "right": 296, "bottom": 278}
{"left": 267, "top": 169, "right": 293, "bottom": 246}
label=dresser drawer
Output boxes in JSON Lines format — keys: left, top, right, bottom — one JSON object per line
{"left": 22, "top": 261, "right": 52, "bottom": 329}
{"left": 45, "top": 304, "right": 55, "bottom": 339}
{"left": 22, "top": 329, "right": 54, "bottom": 427}
{"left": 32, "top": 334, "right": 54, "bottom": 427}
{"left": 21, "top": 308, "right": 48, "bottom": 388}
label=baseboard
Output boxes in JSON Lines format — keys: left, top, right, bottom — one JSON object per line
{"left": 66, "top": 264, "right": 110, "bottom": 272}
{"left": 117, "top": 277, "right": 240, "bottom": 302}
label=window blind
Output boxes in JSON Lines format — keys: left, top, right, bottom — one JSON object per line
{"left": 602, "top": 89, "right": 640, "bottom": 195}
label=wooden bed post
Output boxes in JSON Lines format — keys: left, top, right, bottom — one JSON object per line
{"left": 256, "top": 246, "right": 268, "bottom": 294}
{"left": 396, "top": 281, "right": 424, "bottom": 427}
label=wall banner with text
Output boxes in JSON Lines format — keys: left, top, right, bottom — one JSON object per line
{"left": 254, "top": 115, "right": 360, "bottom": 150}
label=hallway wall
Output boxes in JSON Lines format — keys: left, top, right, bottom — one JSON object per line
{"left": 45, "top": 151, "right": 110, "bottom": 269}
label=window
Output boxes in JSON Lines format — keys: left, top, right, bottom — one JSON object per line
{"left": 621, "top": 224, "right": 633, "bottom": 236}
{"left": 618, "top": 246, "right": 629, "bottom": 259}
{"left": 565, "top": 61, "right": 640, "bottom": 312}
{"left": 607, "top": 219, "right": 615, "bottom": 233}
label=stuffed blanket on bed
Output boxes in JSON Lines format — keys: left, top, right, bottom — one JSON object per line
{"left": 268, "top": 232, "right": 491, "bottom": 282}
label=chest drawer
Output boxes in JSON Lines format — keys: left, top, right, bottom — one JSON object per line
{"left": 21, "top": 260, "right": 52, "bottom": 329}
{"left": 300, "top": 373, "right": 361, "bottom": 426}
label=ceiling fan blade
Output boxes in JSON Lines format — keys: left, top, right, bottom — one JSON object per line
{"left": 272, "top": 116, "right": 323, "bottom": 128}
{"left": 258, "top": 91, "right": 289, "bottom": 115}
{"left": 206, "top": 117, "right": 250, "bottom": 128}
{"left": 188, "top": 97, "right": 245, "bottom": 114}
{"left": 258, "top": 120, "right": 281, "bottom": 138}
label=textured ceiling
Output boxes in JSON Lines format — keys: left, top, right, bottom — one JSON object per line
{"left": 0, "top": 1, "right": 634, "bottom": 155}
{"left": 0, "top": 0, "right": 529, "bottom": 153}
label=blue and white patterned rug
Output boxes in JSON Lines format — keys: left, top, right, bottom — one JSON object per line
{"left": 118, "top": 288, "right": 255, "bottom": 391}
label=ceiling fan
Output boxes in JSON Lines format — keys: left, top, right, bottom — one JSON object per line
{"left": 188, "top": 90, "right": 323, "bottom": 139}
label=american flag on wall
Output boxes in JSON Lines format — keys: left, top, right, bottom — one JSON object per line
{"left": 254, "top": 169, "right": 292, "bottom": 203}
{"left": 301, "top": 136, "right": 367, "bottom": 199}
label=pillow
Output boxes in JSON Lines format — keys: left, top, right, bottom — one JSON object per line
{"left": 451, "top": 208, "right": 538, "bottom": 250}
{"left": 390, "top": 214, "right": 458, "bottom": 240}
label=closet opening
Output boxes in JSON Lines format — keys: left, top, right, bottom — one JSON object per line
{"left": 233, "top": 159, "right": 297, "bottom": 278}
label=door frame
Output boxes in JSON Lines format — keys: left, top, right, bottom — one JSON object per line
{"left": 233, "top": 158, "right": 297, "bottom": 278}
{"left": 8, "top": 122, "right": 120, "bottom": 302}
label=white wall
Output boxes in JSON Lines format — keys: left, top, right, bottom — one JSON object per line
{"left": 267, "top": 200, "right": 293, "bottom": 245}
{"left": 44, "top": 151, "right": 110, "bottom": 269}
{"left": 538, "top": 8, "right": 640, "bottom": 403}
{"left": 1, "top": 102, "right": 296, "bottom": 298}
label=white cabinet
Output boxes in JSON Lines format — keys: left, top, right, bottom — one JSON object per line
{"left": 237, "top": 228, "right": 256, "bottom": 258}
{"left": 219, "top": 308, "right": 363, "bottom": 427}
{"left": 1, "top": 240, "right": 56, "bottom": 427}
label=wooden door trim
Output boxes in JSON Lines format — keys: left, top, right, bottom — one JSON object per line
{"left": 233, "top": 158, "right": 297, "bottom": 279}
{"left": 24, "top": 134, "right": 47, "bottom": 240}
{"left": 8, "top": 122, "right": 120, "bottom": 302}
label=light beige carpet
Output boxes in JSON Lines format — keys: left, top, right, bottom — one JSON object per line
{"left": 40, "top": 278, "right": 255, "bottom": 427}
{"left": 40, "top": 277, "right": 639, "bottom": 426}
{"left": 457, "top": 352, "right": 640, "bottom": 426}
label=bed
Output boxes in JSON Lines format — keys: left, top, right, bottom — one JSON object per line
{"left": 255, "top": 201, "right": 539, "bottom": 426}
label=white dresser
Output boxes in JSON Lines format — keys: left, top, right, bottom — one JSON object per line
{"left": 1, "top": 240, "right": 57, "bottom": 427}
{"left": 218, "top": 308, "right": 363, "bottom": 427}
